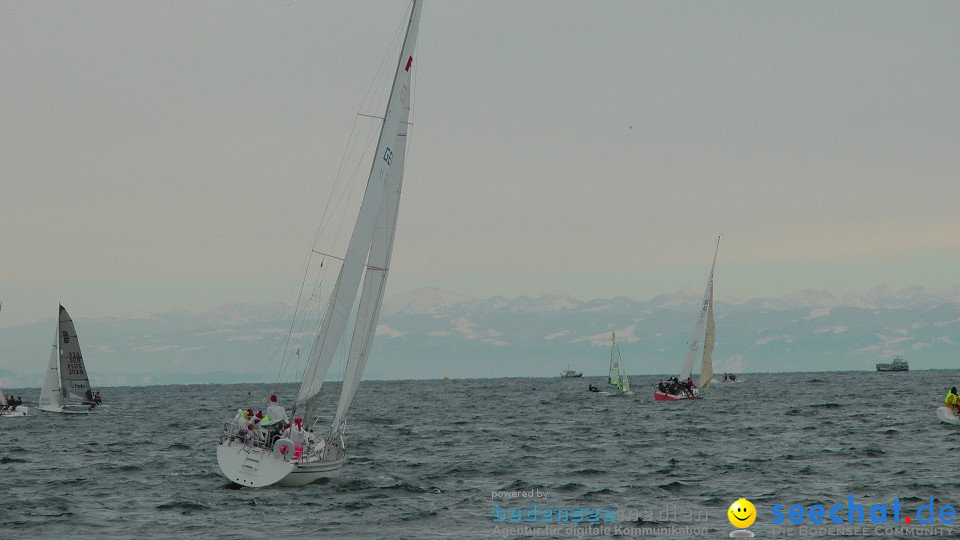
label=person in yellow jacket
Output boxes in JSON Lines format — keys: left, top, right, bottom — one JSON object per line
{"left": 945, "top": 387, "right": 960, "bottom": 414}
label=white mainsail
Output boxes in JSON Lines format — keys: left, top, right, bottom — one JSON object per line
{"left": 296, "top": 0, "right": 422, "bottom": 425}
{"left": 608, "top": 331, "right": 621, "bottom": 387}
{"left": 679, "top": 236, "right": 720, "bottom": 387}
{"left": 608, "top": 332, "right": 630, "bottom": 394}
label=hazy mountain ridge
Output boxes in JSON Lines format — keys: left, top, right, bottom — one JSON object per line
{"left": 0, "top": 286, "right": 957, "bottom": 387}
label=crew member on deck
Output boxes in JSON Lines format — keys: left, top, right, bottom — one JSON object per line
{"left": 282, "top": 417, "right": 307, "bottom": 460}
{"left": 264, "top": 394, "right": 288, "bottom": 426}
{"left": 946, "top": 387, "right": 960, "bottom": 414}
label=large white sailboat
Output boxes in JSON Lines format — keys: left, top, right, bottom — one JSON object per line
{"left": 606, "top": 331, "right": 631, "bottom": 395}
{"left": 217, "top": 0, "right": 423, "bottom": 488}
{"left": 654, "top": 236, "right": 720, "bottom": 401}
{"left": 37, "top": 305, "right": 102, "bottom": 414}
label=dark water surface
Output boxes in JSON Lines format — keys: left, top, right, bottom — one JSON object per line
{"left": 2, "top": 370, "right": 959, "bottom": 539}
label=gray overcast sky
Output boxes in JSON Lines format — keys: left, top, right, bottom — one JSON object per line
{"left": 2, "top": 1, "right": 959, "bottom": 326}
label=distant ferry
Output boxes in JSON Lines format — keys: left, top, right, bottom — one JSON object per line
{"left": 876, "top": 356, "right": 909, "bottom": 372}
{"left": 561, "top": 367, "right": 582, "bottom": 378}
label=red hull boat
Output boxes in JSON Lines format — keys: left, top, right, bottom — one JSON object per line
{"left": 654, "top": 390, "right": 700, "bottom": 401}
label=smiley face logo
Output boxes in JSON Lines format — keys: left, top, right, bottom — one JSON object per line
{"left": 727, "top": 498, "right": 756, "bottom": 528}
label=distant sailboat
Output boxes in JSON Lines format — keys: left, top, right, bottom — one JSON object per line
{"left": 655, "top": 236, "right": 719, "bottom": 401}
{"left": 37, "top": 305, "right": 102, "bottom": 414}
{"left": 216, "top": 0, "right": 423, "bottom": 487}
{"left": 0, "top": 301, "right": 28, "bottom": 418}
{"left": 606, "top": 332, "right": 631, "bottom": 395}
{"left": 0, "top": 388, "right": 29, "bottom": 417}
{"left": 1, "top": 300, "right": 30, "bottom": 417}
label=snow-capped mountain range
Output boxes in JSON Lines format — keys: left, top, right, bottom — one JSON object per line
{"left": 0, "top": 285, "right": 957, "bottom": 387}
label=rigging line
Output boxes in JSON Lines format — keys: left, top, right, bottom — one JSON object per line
{"left": 307, "top": 0, "right": 405, "bottom": 246}
{"left": 312, "top": 111, "right": 374, "bottom": 247}
{"left": 297, "top": 283, "right": 332, "bottom": 401}
{"left": 357, "top": 113, "right": 384, "bottom": 121}
{"left": 309, "top": 54, "right": 383, "bottom": 265}
{"left": 284, "top": 295, "right": 316, "bottom": 379}
{"left": 294, "top": 281, "right": 325, "bottom": 378}
{"left": 253, "top": 272, "right": 309, "bottom": 386}
{"left": 292, "top": 277, "right": 327, "bottom": 364}
{"left": 354, "top": 4, "right": 407, "bottom": 124}
{"left": 275, "top": 255, "right": 316, "bottom": 384}
{"left": 319, "top": 118, "right": 380, "bottom": 270}
{"left": 284, "top": 310, "right": 313, "bottom": 386}
{"left": 317, "top": 0, "right": 409, "bottom": 245}
{"left": 309, "top": 5, "right": 406, "bottom": 251}
{"left": 315, "top": 117, "right": 379, "bottom": 258}
{"left": 267, "top": 240, "right": 329, "bottom": 388}
{"left": 312, "top": 250, "right": 345, "bottom": 261}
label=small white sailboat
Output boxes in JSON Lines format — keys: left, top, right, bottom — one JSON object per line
{"left": 37, "top": 305, "right": 103, "bottom": 414}
{"left": 0, "top": 389, "right": 30, "bottom": 418}
{"left": 655, "top": 236, "right": 719, "bottom": 401}
{"left": 217, "top": 0, "right": 423, "bottom": 488}
{"left": 606, "top": 332, "right": 631, "bottom": 396}
{"left": 0, "top": 302, "right": 30, "bottom": 418}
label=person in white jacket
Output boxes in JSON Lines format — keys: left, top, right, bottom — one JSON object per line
{"left": 281, "top": 417, "right": 307, "bottom": 460}
{"left": 264, "top": 394, "right": 288, "bottom": 426}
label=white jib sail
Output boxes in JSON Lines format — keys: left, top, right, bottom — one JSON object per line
{"left": 296, "top": 0, "right": 423, "bottom": 415}
{"left": 39, "top": 330, "right": 62, "bottom": 409}
{"left": 698, "top": 291, "right": 715, "bottom": 389}
{"left": 330, "top": 50, "right": 416, "bottom": 433}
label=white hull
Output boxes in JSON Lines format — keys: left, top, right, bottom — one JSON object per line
{"left": 217, "top": 438, "right": 344, "bottom": 487}
{"left": 0, "top": 407, "right": 31, "bottom": 417}
{"left": 277, "top": 456, "right": 344, "bottom": 486}
{"left": 937, "top": 406, "right": 960, "bottom": 425}
{"left": 37, "top": 404, "right": 102, "bottom": 414}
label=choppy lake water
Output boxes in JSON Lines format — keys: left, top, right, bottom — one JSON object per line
{"left": 2, "top": 369, "right": 959, "bottom": 539}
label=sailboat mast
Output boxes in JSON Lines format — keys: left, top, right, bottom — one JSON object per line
{"left": 296, "top": 0, "right": 423, "bottom": 426}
